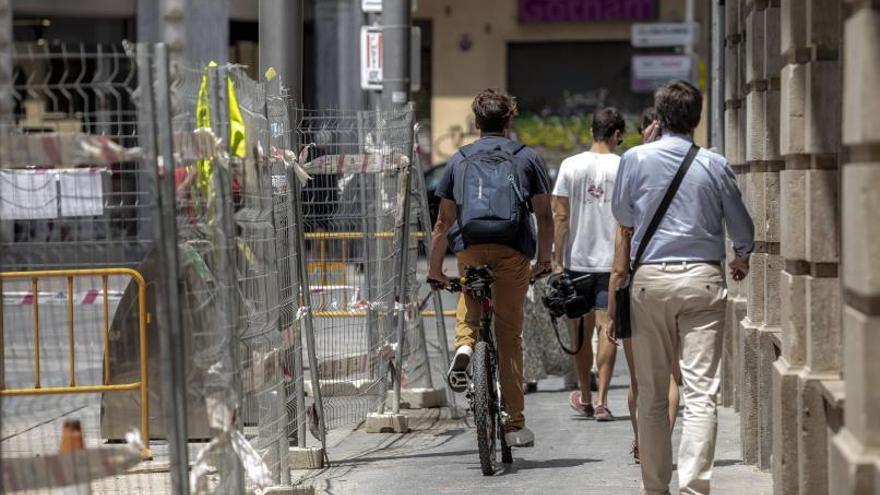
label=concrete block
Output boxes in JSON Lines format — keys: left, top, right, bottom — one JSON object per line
{"left": 805, "top": 276, "right": 841, "bottom": 374}
{"left": 829, "top": 429, "right": 878, "bottom": 495}
{"left": 806, "top": 0, "right": 841, "bottom": 55}
{"left": 721, "top": 297, "right": 740, "bottom": 408}
{"left": 364, "top": 412, "right": 409, "bottom": 433}
{"left": 746, "top": 8, "right": 766, "bottom": 84}
{"left": 797, "top": 375, "right": 830, "bottom": 495}
{"left": 764, "top": 89, "right": 781, "bottom": 161}
{"left": 781, "top": 0, "right": 807, "bottom": 56}
{"left": 726, "top": 44, "right": 741, "bottom": 102}
{"left": 747, "top": 253, "right": 767, "bottom": 323}
{"left": 739, "top": 318, "right": 761, "bottom": 465}
{"left": 748, "top": 171, "right": 768, "bottom": 243}
{"left": 730, "top": 296, "right": 748, "bottom": 412}
{"left": 843, "top": 8, "right": 880, "bottom": 146}
{"left": 772, "top": 359, "right": 801, "bottom": 494}
{"left": 842, "top": 163, "right": 880, "bottom": 296}
{"left": 764, "top": 254, "right": 783, "bottom": 326}
{"left": 746, "top": 91, "right": 767, "bottom": 161}
{"left": 780, "top": 64, "right": 806, "bottom": 156}
{"left": 780, "top": 270, "right": 807, "bottom": 366}
{"left": 805, "top": 169, "right": 840, "bottom": 263}
{"left": 263, "top": 486, "right": 316, "bottom": 495}
{"left": 388, "top": 387, "right": 448, "bottom": 409}
{"left": 757, "top": 328, "right": 780, "bottom": 471}
{"left": 288, "top": 447, "right": 325, "bottom": 469}
{"left": 843, "top": 306, "right": 880, "bottom": 446}
{"left": 764, "top": 170, "right": 781, "bottom": 242}
{"left": 725, "top": 0, "right": 740, "bottom": 36}
{"left": 780, "top": 168, "right": 807, "bottom": 260}
{"left": 805, "top": 60, "right": 842, "bottom": 154}
{"left": 725, "top": 107, "right": 741, "bottom": 164}
{"left": 764, "top": 6, "right": 783, "bottom": 77}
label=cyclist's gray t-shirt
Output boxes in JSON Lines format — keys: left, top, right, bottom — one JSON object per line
{"left": 435, "top": 136, "right": 551, "bottom": 259}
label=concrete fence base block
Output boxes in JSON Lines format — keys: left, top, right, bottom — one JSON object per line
{"left": 364, "top": 412, "right": 409, "bottom": 433}
{"left": 288, "top": 446, "right": 325, "bottom": 470}
{"left": 387, "top": 388, "right": 448, "bottom": 409}
{"left": 263, "top": 485, "right": 316, "bottom": 495}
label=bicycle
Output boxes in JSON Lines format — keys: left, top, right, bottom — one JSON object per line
{"left": 444, "top": 265, "right": 516, "bottom": 475}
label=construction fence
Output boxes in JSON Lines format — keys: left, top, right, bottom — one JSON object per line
{"left": 0, "top": 42, "right": 450, "bottom": 494}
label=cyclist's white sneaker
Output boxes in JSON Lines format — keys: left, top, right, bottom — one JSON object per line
{"left": 447, "top": 345, "right": 472, "bottom": 393}
{"left": 504, "top": 425, "right": 535, "bottom": 447}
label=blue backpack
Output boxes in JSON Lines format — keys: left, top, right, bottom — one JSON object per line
{"left": 451, "top": 140, "right": 532, "bottom": 247}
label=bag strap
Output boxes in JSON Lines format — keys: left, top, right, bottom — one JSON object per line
{"left": 631, "top": 144, "right": 700, "bottom": 268}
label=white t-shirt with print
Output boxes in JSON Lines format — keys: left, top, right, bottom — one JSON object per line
{"left": 552, "top": 151, "right": 620, "bottom": 272}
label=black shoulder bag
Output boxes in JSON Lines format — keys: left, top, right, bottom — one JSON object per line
{"left": 614, "top": 144, "right": 700, "bottom": 340}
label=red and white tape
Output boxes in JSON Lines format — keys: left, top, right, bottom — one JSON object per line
{"left": 2, "top": 290, "right": 124, "bottom": 306}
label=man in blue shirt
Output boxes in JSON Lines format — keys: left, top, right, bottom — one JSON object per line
{"left": 428, "top": 89, "right": 554, "bottom": 448}
{"left": 610, "top": 80, "right": 753, "bottom": 495}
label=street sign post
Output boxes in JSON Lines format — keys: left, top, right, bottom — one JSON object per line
{"left": 360, "top": 26, "right": 421, "bottom": 92}
{"left": 631, "top": 54, "right": 693, "bottom": 92}
{"left": 631, "top": 22, "right": 698, "bottom": 47}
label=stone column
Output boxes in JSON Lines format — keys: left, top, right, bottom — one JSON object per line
{"left": 739, "top": 0, "right": 783, "bottom": 468}
{"left": 799, "top": 1, "right": 843, "bottom": 493}
{"left": 773, "top": 0, "right": 810, "bottom": 492}
{"left": 830, "top": 3, "right": 880, "bottom": 494}
{"left": 721, "top": 0, "right": 745, "bottom": 412}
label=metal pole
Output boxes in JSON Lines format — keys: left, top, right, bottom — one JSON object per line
{"left": 685, "top": 0, "right": 695, "bottom": 55}
{"left": 260, "top": 0, "right": 304, "bottom": 103}
{"left": 710, "top": 0, "right": 725, "bottom": 152}
{"left": 381, "top": 0, "right": 411, "bottom": 108}
{"left": 212, "top": 66, "right": 246, "bottom": 494}
{"left": 152, "top": 42, "right": 192, "bottom": 494}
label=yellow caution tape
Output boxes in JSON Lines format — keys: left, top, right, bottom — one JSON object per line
{"left": 227, "top": 76, "right": 247, "bottom": 159}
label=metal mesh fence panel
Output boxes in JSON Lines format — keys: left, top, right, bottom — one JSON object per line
{"left": 0, "top": 43, "right": 171, "bottom": 494}
{"left": 291, "top": 104, "right": 419, "bottom": 428}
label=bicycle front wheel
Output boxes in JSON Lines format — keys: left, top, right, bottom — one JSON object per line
{"left": 472, "top": 341, "right": 497, "bottom": 476}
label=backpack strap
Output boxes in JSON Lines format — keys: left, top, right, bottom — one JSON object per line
{"left": 502, "top": 140, "right": 527, "bottom": 156}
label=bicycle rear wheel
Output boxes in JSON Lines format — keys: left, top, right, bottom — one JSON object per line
{"left": 472, "top": 341, "right": 497, "bottom": 476}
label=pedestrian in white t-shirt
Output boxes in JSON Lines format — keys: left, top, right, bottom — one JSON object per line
{"left": 551, "top": 107, "right": 625, "bottom": 421}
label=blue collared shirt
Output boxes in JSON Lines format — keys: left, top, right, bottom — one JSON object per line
{"left": 611, "top": 133, "right": 754, "bottom": 264}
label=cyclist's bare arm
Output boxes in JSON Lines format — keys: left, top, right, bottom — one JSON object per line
{"left": 532, "top": 193, "right": 554, "bottom": 279}
{"left": 551, "top": 195, "right": 570, "bottom": 273}
{"left": 428, "top": 198, "right": 457, "bottom": 289}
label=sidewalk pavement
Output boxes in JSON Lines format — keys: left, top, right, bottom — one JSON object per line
{"left": 295, "top": 365, "right": 772, "bottom": 494}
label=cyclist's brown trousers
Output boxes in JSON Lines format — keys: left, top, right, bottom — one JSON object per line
{"left": 454, "top": 244, "right": 531, "bottom": 429}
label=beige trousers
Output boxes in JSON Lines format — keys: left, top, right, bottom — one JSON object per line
{"left": 454, "top": 244, "right": 531, "bottom": 429}
{"left": 630, "top": 262, "right": 726, "bottom": 495}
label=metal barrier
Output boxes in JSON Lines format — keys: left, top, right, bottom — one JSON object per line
{"left": 0, "top": 268, "right": 150, "bottom": 451}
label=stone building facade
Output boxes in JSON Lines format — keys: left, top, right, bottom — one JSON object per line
{"left": 720, "top": 0, "right": 880, "bottom": 493}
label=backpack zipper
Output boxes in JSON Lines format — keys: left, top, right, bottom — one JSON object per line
{"left": 508, "top": 174, "right": 526, "bottom": 205}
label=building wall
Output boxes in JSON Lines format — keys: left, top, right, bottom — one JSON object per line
{"left": 414, "top": 0, "right": 709, "bottom": 164}
{"left": 721, "top": 1, "right": 880, "bottom": 493}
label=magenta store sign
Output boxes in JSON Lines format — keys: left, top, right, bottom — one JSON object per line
{"left": 519, "top": 0, "right": 658, "bottom": 23}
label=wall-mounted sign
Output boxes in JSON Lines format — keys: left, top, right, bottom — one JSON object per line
{"left": 632, "top": 22, "right": 698, "bottom": 47}
{"left": 518, "top": 0, "right": 658, "bottom": 24}
{"left": 631, "top": 54, "right": 693, "bottom": 93}
{"left": 362, "top": 0, "right": 382, "bottom": 13}
{"left": 360, "top": 26, "right": 422, "bottom": 92}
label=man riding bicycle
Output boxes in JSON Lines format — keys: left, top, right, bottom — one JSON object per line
{"left": 427, "top": 88, "right": 554, "bottom": 448}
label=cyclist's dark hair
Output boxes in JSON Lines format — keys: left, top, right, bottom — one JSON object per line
{"left": 638, "top": 107, "right": 658, "bottom": 133}
{"left": 654, "top": 79, "right": 702, "bottom": 135}
{"left": 472, "top": 89, "right": 518, "bottom": 134}
{"left": 591, "top": 107, "right": 626, "bottom": 143}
